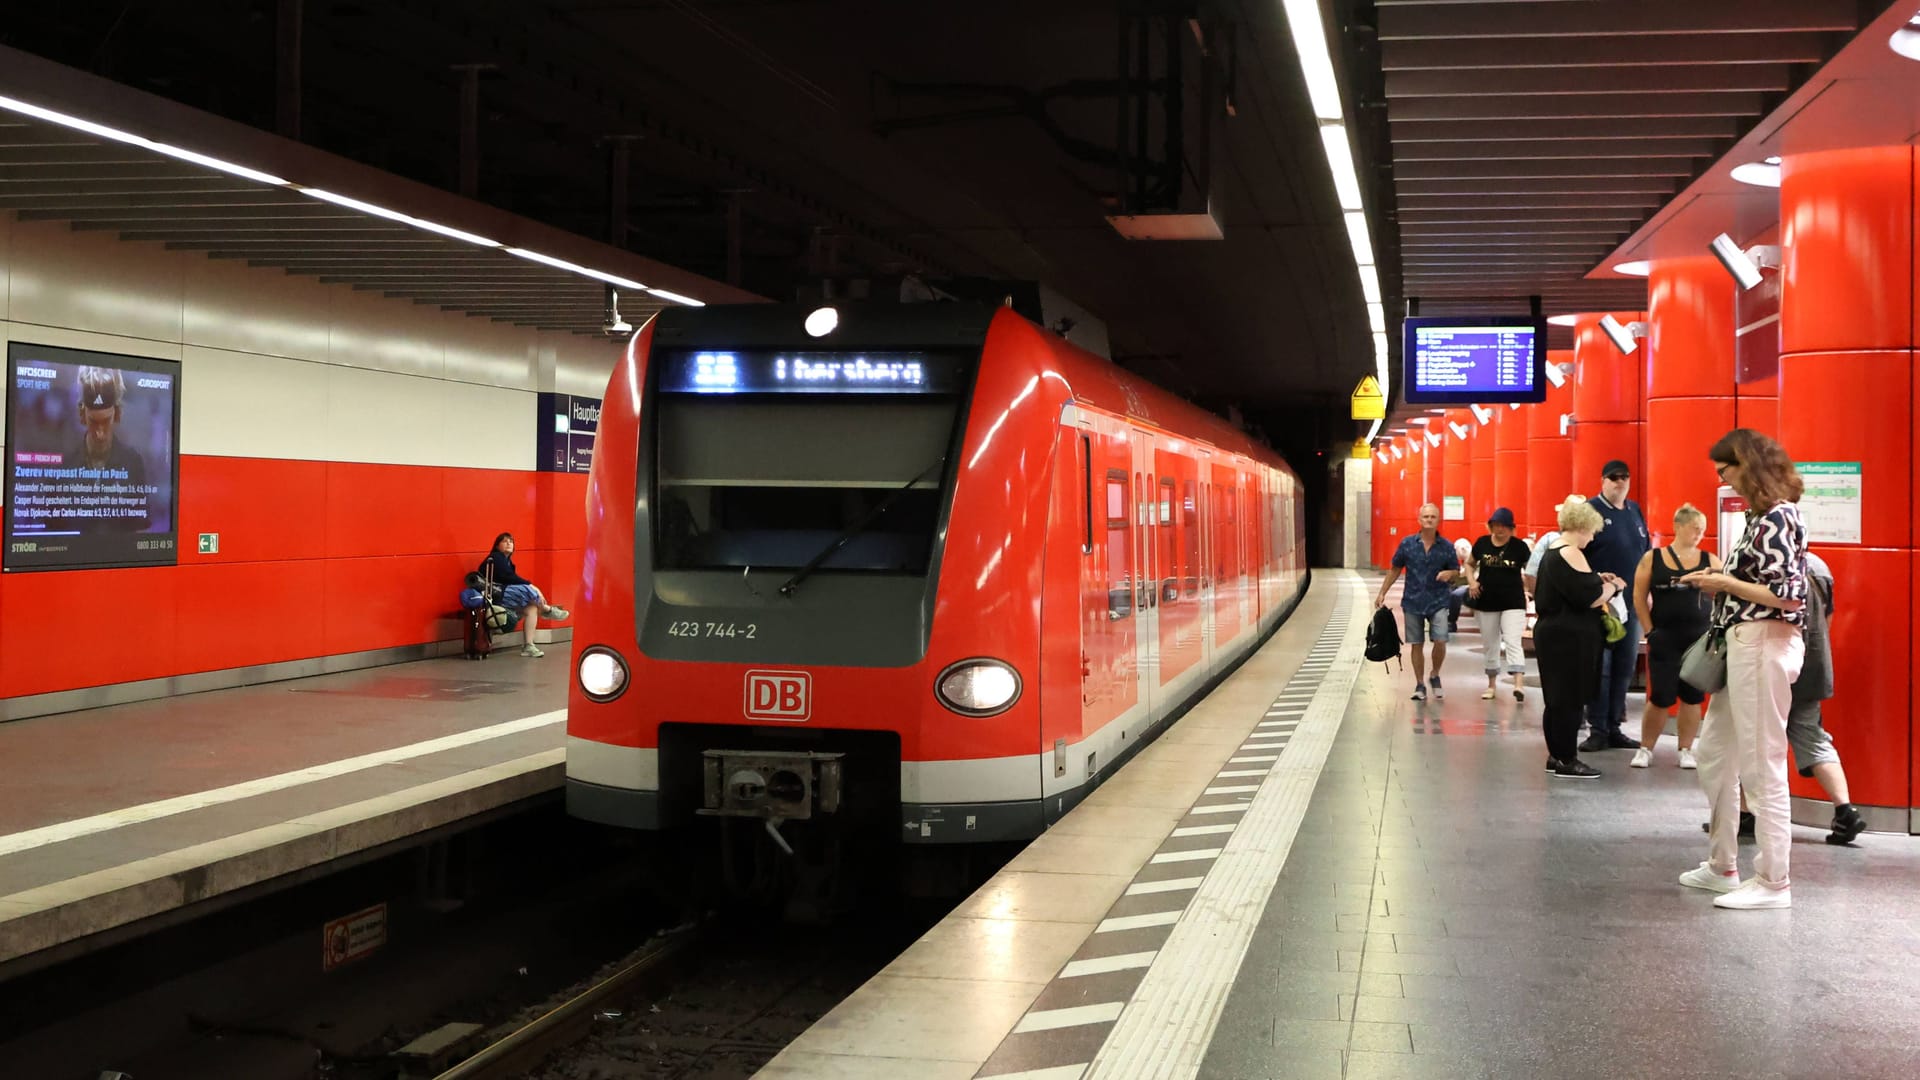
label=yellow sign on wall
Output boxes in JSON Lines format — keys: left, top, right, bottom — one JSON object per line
{"left": 1350, "top": 375, "right": 1385, "bottom": 420}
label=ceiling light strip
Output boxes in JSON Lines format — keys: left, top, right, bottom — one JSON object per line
{"left": 0, "top": 91, "right": 708, "bottom": 307}
{"left": 1281, "top": 1, "right": 1387, "bottom": 443}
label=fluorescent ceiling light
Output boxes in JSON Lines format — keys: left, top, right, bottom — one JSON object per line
{"left": 303, "top": 188, "right": 499, "bottom": 247}
{"left": 1345, "top": 211, "right": 1374, "bottom": 265}
{"left": 1319, "top": 124, "right": 1364, "bottom": 211}
{"left": 1546, "top": 314, "right": 1579, "bottom": 327}
{"left": 1409, "top": 417, "right": 1431, "bottom": 426}
{"left": 1366, "top": 303, "right": 1385, "bottom": 334}
{"left": 1365, "top": 417, "right": 1382, "bottom": 443}
{"left": 1730, "top": 156, "right": 1783, "bottom": 188}
{"left": 505, "top": 247, "right": 646, "bottom": 291}
{"left": 1360, "top": 265, "right": 1381, "bottom": 305}
{"left": 0, "top": 93, "right": 289, "bottom": 186}
{"left": 1508, "top": 402, "right": 1523, "bottom": 411}
{"left": 647, "top": 287, "right": 705, "bottom": 307}
{"left": 1280, "top": 0, "right": 1343, "bottom": 121}
{"left": 1612, "top": 260, "right": 1652, "bottom": 277}
{"left": 1426, "top": 408, "right": 1447, "bottom": 415}
{"left": 1372, "top": 331, "right": 1389, "bottom": 358}
{"left": 1891, "top": 16, "right": 1920, "bottom": 61}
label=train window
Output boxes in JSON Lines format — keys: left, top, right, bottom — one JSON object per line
{"left": 1105, "top": 472, "right": 1131, "bottom": 619}
{"left": 653, "top": 396, "right": 961, "bottom": 572}
{"left": 1079, "top": 434, "right": 1093, "bottom": 555}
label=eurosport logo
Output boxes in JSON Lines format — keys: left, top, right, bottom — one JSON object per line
{"left": 744, "top": 669, "right": 811, "bottom": 722}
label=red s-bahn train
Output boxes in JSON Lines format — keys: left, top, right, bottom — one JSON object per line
{"left": 564, "top": 301, "right": 1308, "bottom": 879}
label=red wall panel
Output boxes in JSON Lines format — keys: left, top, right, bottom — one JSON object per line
{"left": 1780, "top": 146, "right": 1914, "bottom": 355}
{"left": 177, "top": 456, "right": 329, "bottom": 563}
{"left": 327, "top": 462, "right": 445, "bottom": 558}
{"left": 2, "top": 568, "right": 181, "bottom": 696}
{"left": 172, "top": 559, "right": 329, "bottom": 674}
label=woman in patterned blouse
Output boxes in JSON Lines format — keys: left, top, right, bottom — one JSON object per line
{"left": 1675, "top": 429, "right": 1809, "bottom": 910}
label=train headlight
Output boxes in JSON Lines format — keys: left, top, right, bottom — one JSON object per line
{"left": 578, "top": 647, "right": 629, "bottom": 702}
{"left": 934, "top": 658, "right": 1022, "bottom": 717}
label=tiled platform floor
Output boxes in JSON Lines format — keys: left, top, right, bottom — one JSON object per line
{"left": 1202, "top": 609, "right": 1920, "bottom": 1080}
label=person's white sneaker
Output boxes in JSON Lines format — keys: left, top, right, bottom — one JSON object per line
{"left": 1481, "top": 687, "right": 1497, "bottom": 700}
{"left": 543, "top": 605, "right": 571, "bottom": 621}
{"left": 1678, "top": 748, "right": 1699, "bottom": 770}
{"left": 1678, "top": 862, "right": 1741, "bottom": 893}
{"left": 1630, "top": 748, "right": 1653, "bottom": 769}
{"left": 521, "top": 644, "right": 546, "bottom": 658}
{"left": 1714, "top": 880, "right": 1791, "bottom": 910}
{"left": 1429, "top": 677, "right": 1444, "bottom": 699}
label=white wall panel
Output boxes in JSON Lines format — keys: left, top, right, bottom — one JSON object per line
{"left": 442, "top": 310, "right": 534, "bottom": 391}
{"left": 435, "top": 377, "right": 535, "bottom": 471}
{"left": 7, "top": 223, "right": 185, "bottom": 344}
{"left": 326, "top": 286, "right": 446, "bottom": 380}
{"left": 182, "top": 254, "right": 331, "bottom": 364}
{"left": 180, "top": 345, "right": 333, "bottom": 460}
{"left": 322, "top": 364, "right": 450, "bottom": 467}
{"left": 553, "top": 331, "right": 620, "bottom": 398}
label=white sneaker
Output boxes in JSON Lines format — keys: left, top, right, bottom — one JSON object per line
{"left": 1630, "top": 748, "right": 1653, "bottom": 769}
{"left": 1481, "top": 688, "right": 1497, "bottom": 700}
{"left": 1678, "top": 862, "right": 1741, "bottom": 893}
{"left": 1678, "top": 748, "right": 1699, "bottom": 770}
{"left": 1429, "top": 678, "right": 1444, "bottom": 699}
{"left": 543, "top": 605, "right": 571, "bottom": 621}
{"left": 521, "top": 644, "right": 545, "bottom": 658}
{"left": 1714, "top": 880, "right": 1791, "bottom": 910}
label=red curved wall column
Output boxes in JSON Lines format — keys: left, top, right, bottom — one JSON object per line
{"left": 1571, "top": 311, "right": 1647, "bottom": 503}
{"left": 1492, "top": 403, "right": 1528, "bottom": 523}
{"left": 1525, "top": 351, "right": 1577, "bottom": 536}
{"left": 1444, "top": 408, "right": 1474, "bottom": 530}
{"left": 1778, "top": 145, "right": 1914, "bottom": 818}
{"left": 1647, "top": 256, "right": 1739, "bottom": 551}
{"left": 1465, "top": 407, "right": 1495, "bottom": 525}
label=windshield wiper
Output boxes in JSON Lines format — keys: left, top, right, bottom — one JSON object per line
{"left": 778, "top": 457, "right": 947, "bottom": 597}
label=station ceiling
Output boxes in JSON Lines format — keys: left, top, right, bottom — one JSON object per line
{"left": 0, "top": 1, "right": 1898, "bottom": 446}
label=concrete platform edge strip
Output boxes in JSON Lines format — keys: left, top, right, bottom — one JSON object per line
{"left": 1084, "top": 574, "right": 1367, "bottom": 1080}
{"left": 0, "top": 749, "right": 564, "bottom": 966}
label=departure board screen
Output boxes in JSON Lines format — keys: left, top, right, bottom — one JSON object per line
{"left": 655, "top": 349, "right": 972, "bottom": 395}
{"left": 1402, "top": 316, "right": 1547, "bottom": 404}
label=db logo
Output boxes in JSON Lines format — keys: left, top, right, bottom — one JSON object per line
{"left": 745, "top": 669, "right": 811, "bottom": 721}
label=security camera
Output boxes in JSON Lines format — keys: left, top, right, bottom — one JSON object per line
{"left": 1598, "top": 314, "right": 1647, "bottom": 356}
{"left": 1709, "top": 232, "right": 1782, "bottom": 292}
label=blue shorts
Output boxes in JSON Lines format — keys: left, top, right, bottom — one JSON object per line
{"left": 1404, "top": 606, "right": 1450, "bottom": 644}
{"left": 501, "top": 584, "right": 539, "bottom": 610}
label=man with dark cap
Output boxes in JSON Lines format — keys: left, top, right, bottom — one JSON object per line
{"left": 1581, "top": 459, "right": 1651, "bottom": 752}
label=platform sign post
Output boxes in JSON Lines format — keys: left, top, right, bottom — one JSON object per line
{"left": 1350, "top": 375, "right": 1385, "bottom": 421}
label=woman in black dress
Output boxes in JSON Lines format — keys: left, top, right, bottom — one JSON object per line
{"left": 1534, "top": 496, "right": 1628, "bottom": 779}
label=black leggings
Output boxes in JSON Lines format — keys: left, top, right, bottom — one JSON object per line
{"left": 1536, "top": 618, "right": 1601, "bottom": 760}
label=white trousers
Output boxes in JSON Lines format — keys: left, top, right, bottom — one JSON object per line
{"left": 1476, "top": 608, "right": 1526, "bottom": 674}
{"left": 1695, "top": 619, "right": 1803, "bottom": 886}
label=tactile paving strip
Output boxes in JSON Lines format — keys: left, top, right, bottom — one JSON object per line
{"left": 973, "top": 578, "right": 1365, "bottom": 1080}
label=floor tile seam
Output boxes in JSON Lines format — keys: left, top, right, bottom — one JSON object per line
{"left": 972, "top": 578, "right": 1355, "bottom": 1076}
{"left": 0, "top": 710, "right": 567, "bottom": 859}
{"left": 1086, "top": 577, "right": 1366, "bottom": 1079}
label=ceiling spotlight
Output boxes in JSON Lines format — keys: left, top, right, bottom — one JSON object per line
{"left": 1599, "top": 313, "right": 1648, "bottom": 356}
{"left": 1470, "top": 404, "right": 1493, "bottom": 424}
{"left": 1424, "top": 429, "right": 1443, "bottom": 448}
{"left": 1731, "top": 156, "right": 1783, "bottom": 188}
{"left": 1709, "top": 232, "right": 1782, "bottom": 292}
{"left": 1544, "top": 360, "right": 1571, "bottom": 388}
{"left": 1449, "top": 421, "right": 1471, "bottom": 439}
{"left": 1546, "top": 314, "right": 1578, "bottom": 327}
{"left": 1892, "top": 14, "right": 1920, "bottom": 61}
{"left": 1611, "top": 260, "right": 1653, "bottom": 277}
{"left": 804, "top": 306, "right": 839, "bottom": 337}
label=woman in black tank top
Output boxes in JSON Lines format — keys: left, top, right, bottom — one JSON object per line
{"left": 1631, "top": 504, "right": 1722, "bottom": 769}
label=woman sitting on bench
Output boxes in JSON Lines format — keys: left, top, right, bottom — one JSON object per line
{"left": 479, "top": 532, "right": 570, "bottom": 658}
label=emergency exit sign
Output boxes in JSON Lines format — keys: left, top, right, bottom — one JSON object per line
{"left": 197, "top": 533, "right": 219, "bottom": 554}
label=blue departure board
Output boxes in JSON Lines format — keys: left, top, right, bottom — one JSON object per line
{"left": 1402, "top": 316, "right": 1547, "bottom": 404}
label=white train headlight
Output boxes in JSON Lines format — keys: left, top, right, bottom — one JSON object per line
{"left": 935, "top": 658, "right": 1022, "bottom": 717}
{"left": 578, "top": 647, "right": 629, "bottom": 701}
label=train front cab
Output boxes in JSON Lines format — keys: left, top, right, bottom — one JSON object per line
{"left": 564, "top": 304, "right": 1306, "bottom": 872}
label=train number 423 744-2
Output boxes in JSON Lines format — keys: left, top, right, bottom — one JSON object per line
{"left": 666, "top": 621, "right": 758, "bottom": 640}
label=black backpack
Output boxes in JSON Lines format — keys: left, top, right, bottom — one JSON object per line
{"left": 1365, "top": 606, "right": 1403, "bottom": 669}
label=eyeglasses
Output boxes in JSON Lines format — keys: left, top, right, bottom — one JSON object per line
{"left": 1714, "top": 462, "right": 1733, "bottom": 480}
{"left": 1604, "top": 474, "right": 1629, "bottom": 483}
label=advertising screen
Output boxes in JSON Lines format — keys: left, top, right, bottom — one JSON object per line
{"left": 4, "top": 342, "right": 182, "bottom": 571}
{"left": 1402, "top": 316, "right": 1547, "bottom": 405}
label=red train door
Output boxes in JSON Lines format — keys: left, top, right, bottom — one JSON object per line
{"left": 1131, "top": 431, "right": 1160, "bottom": 723}
{"left": 1197, "top": 450, "right": 1218, "bottom": 675}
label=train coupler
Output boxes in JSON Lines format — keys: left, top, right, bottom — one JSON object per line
{"left": 695, "top": 750, "right": 845, "bottom": 840}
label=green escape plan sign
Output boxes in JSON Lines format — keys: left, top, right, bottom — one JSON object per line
{"left": 1797, "top": 462, "right": 1860, "bottom": 544}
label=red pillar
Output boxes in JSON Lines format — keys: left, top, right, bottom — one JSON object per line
{"left": 1526, "top": 350, "right": 1576, "bottom": 538}
{"left": 1444, "top": 409, "right": 1474, "bottom": 532}
{"left": 1467, "top": 407, "right": 1496, "bottom": 526}
{"left": 1492, "top": 402, "right": 1528, "bottom": 524}
{"left": 1646, "top": 256, "right": 1739, "bottom": 553}
{"left": 1778, "top": 145, "right": 1913, "bottom": 824}
{"left": 1571, "top": 311, "right": 1647, "bottom": 503}
{"left": 1421, "top": 425, "right": 1444, "bottom": 521}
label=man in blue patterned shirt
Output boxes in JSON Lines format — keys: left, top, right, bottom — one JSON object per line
{"left": 1376, "top": 503, "right": 1462, "bottom": 701}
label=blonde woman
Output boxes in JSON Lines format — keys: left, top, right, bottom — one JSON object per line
{"left": 1630, "top": 504, "right": 1720, "bottom": 768}
{"left": 1532, "top": 495, "right": 1627, "bottom": 779}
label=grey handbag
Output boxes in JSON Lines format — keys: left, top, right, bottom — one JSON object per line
{"left": 1679, "top": 627, "right": 1729, "bottom": 694}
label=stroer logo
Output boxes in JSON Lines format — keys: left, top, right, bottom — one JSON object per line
{"left": 744, "top": 670, "right": 811, "bottom": 721}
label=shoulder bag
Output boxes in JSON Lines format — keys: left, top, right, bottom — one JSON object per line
{"left": 1679, "top": 627, "right": 1728, "bottom": 694}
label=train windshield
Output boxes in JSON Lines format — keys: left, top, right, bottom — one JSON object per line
{"left": 651, "top": 349, "right": 969, "bottom": 574}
